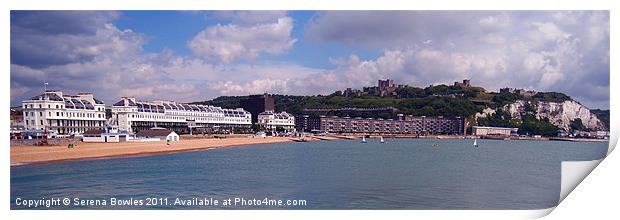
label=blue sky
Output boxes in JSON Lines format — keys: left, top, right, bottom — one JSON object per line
{"left": 115, "top": 11, "right": 209, "bottom": 56}
{"left": 10, "top": 11, "right": 610, "bottom": 109}
{"left": 114, "top": 11, "right": 382, "bottom": 69}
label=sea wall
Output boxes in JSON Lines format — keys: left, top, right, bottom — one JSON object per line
{"left": 10, "top": 138, "right": 81, "bottom": 146}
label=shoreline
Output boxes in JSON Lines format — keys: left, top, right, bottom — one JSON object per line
{"left": 331, "top": 134, "right": 607, "bottom": 142}
{"left": 10, "top": 136, "right": 294, "bottom": 166}
{"left": 12, "top": 147, "right": 221, "bottom": 167}
{"left": 11, "top": 135, "right": 607, "bottom": 166}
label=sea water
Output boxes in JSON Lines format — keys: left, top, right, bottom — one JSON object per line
{"left": 10, "top": 138, "right": 608, "bottom": 210}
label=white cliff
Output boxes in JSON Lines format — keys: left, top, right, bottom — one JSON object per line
{"left": 502, "top": 100, "right": 606, "bottom": 131}
{"left": 474, "top": 107, "right": 496, "bottom": 120}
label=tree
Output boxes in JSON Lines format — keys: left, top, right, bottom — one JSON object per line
{"left": 524, "top": 101, "right": 537, "bottom": 113}
{"left": 329, "top": 91, "right": 343, "bottom": 97}
{"left": 518, "top": 114, "right": 559, "bottom": 137}
{"left": 492, "top": 91, "right": 523, "bottom": 107}
{"left": 570, "top": 118, "right": 587, "bottom": 131}
{"left": 424, "top": 84, "right": 450, "bottom": 96}
{"left": 396, "top": 87, "right": 426, "bottom": 98}
{"left": 532, "top": 92, "right": 572, "bottom": 102}
{"left": 477, "top": 109, "right": 514, "bottom": 128}
{"left": 591, "top": 109, "right": 610, "bottom": 129}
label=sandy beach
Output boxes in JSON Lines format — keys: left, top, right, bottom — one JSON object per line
{"left": 10, "top": 136, "right": 294, "bottom": 166}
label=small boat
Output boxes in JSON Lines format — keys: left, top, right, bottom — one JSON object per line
{"left": 362, "top": 136, "right": 367, "bottom": 143}
{"left": 380, "top": 136, "right": 385, "bottom": 143}
{"left": 473, "top": 139, "right": 478, "bottom": 147}
{"left": 432, "top": 144, "right": 439, "bottom": 148}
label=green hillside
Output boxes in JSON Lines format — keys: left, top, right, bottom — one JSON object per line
{"left": 191, "top": 83, "right": 606, "bottom": 135}
{"left": 193, "top": 85, "right": 488, "bottom": 118}
{"left": 196, "top": 84, "right": 574, "bottom": 116}
{"left": 591, "top": 109, "right": 610, "bottom": 128}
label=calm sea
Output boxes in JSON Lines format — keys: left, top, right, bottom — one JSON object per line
{"left": 11, "top": 138, "right": 608, "bottom": 210}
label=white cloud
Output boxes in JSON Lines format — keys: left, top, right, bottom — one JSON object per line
{"left": 531, "top": 22, "right": 571, "bottom": 41}
{"left": 478, "top": 14, "right": 511, "bottom": 30}
{"left": 210, "top": 11, "right": 287, "bottom": 25}
{"left": 11, "top": 12, "right": 142, "bottom": 68}
{"left": 10, "top": 11, "right": 610, "bottom": 110}
{"left": 208, "top": 79, "right": 288, "bottom": 95}
{"left": 304, "top": 11, "right": 609, "bottom": 108}
{"left": 188, "top": 17, "right": 297, "bottom": 63}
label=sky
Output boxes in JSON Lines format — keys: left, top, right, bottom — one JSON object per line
{"left": 10, "top": 11, "right": 610, "bottom": 109}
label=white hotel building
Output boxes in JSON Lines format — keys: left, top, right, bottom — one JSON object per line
{"left": 257, "top": 111, "right": 295, "bottom": 132}
{"left": 111, "top": 97, "right": 252, "bottom": 133}
{"left": 21, "top": 91, "right": 107, "bottom": 134}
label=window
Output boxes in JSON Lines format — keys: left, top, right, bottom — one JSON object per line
{"left": 56, "top": 112, "right": 59, "bottom": 116}
{"left": 39, "top": 112, "right": 43, "bottom": 117}
{"left": 56, "top": 105, "right": 59, "bottom": 109}
{"left": 40, "top": 120, "right": 43, "bottom": 125}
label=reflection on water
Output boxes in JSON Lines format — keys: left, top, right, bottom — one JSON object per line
{"left": 11, "top": 139, "right": 608, "bottom": 210}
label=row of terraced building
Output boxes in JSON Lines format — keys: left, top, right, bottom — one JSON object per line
{"left": 296, "top": 115, "right": 465, "bottom": 134}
